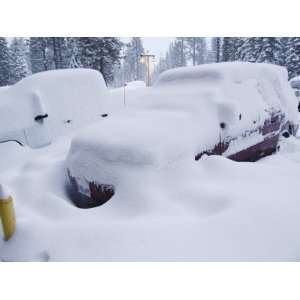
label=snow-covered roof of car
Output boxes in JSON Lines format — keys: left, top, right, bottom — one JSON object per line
{"left": 0, "top": 68, "right": 108, "bottom": 143}
{"left": 155, "top": 62, "right": 298, "bottom": 125}
{"left": 156, "top": 62, "right": 286, "bottom": 85}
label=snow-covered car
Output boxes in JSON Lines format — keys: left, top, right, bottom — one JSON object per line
{"left": 0, "top": 69, "right": 107, "bottom": 148}
{"left": 66, "top": 62, "right": 299, "bottom": 208}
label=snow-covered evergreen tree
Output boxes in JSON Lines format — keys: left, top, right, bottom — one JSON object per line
{"left": 8, "top": 37, "right": 29, "bottom": 84}
{"left": 232, "top": 38, "right": 246, "bottom": 60}
{"left": 221, "top": 37, "right": 240, "bottom": 61}
{"left": 0, "top": 38, "right": 10, "bottom": 86}
{"left": 77, "top": 37, "right": 122, "bottom": 84}
{"left": 176, "top": 37, "right": 188, "bottom": 67}
{"left": 123, "top": 37, "right": 146, "bottom": 82}
{"left": 168, "top": 39, "right": 187, "bottom": 68}
{"left": 29, "top": 37, "right": 51, "bottom": 73}
{"left": 237, "top": 37, "right": 262, "bottom": 62}
{"left": 256, "top": 37, "right": 283, "bottom": 65}
{"left": 65, "top": 37, "right": 80, "bottom": 68}
{"left": 285, "top": 37, "right": 300, "bottom": 79}
{"left": 185, "top": 37, "right": 207, "bottom": 65}
{"left": 235, "top": 37, "right": 283, "bottom": 66}
{"left": 49, "top": 37, "right": 68, "bottom": 69}
{"left": 211, "top": 37, "right": 221, "bottom": 62}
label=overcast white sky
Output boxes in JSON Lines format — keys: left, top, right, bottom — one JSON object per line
{"left": 121, "top": 37, "right": 174, "bottom": 59}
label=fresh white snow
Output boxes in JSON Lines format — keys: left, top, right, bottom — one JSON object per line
{"left": 1, "top": 63, "right": 300, "bottom": 261}
{"left": 68, "top": 62, "right": 299, "bottom": 196}
{"left": 156, "top": 62, "right": 299, "bottom": 126}
{"left": 2, "top": 135, "right": 300, "bottom": 261}
{"left": 0, "top": 184, "right": 10, "bottom": 200}
{"left": 0, "top": 69, "right": 108, "bottom": 148}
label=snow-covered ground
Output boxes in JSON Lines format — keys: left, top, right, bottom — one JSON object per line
{"left": 1, "top": 133, "right": 300, "bottom": 261}
{"left": 1, "top": 64, "right": 300, "bottom": 261}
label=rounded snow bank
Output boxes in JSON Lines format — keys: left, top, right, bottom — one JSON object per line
{"left": 156, "top": 62, "right": 287, "bottom": 86}
{"left": 156, "top": 62, "right": 299, "bottom": 125}
{"left": 67, "top": 109, "right": 206, "bottom": 187}
{"left": 0, "top": 68, "right": 108, "bottom": 144}
{"left": 126, "top": 81, "right": 146, "bottom": 89}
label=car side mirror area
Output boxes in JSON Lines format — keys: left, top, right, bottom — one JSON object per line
{"left": 34, "top": 113, "right": 48, "bottom": 122}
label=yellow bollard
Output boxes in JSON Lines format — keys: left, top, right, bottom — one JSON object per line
{"left": 0, "top": 185, "right": 16, "bottom": 241}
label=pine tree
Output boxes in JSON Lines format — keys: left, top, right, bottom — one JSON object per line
{"left": 233, "top": 38, "right": 246, "bottom": 60}
{"left": 23, "top": 38, "right": 32, "bottom": 74}
{"left": 101, "top": 38, "right": 122, "bottom": 84}
{"left": 176, "top": 37, "right": 187, "bottom": 67}
{"left": 256, "top": 37, "right": 283, "bottom": 65}
{"left": 29, "top": 37, "right": 51, "bottom": 73}
{"left": 285, "top": 37, "right": 300, "bottom": 79}
{"left": 49, "top": 37, "right": 68, "bottom": 69}
{"left": 221, "top": 37, "right": 238, "bottom": 61}
{"left": 65, "top": 37, "right": 81, "bottom": 68}
{"left": 77, "top": 37, "right": 122, "bottom": 84}
{"left": 185, "top": 37, "right": 207, "bottom": 65}
{"left": 237, "top": 37, "right": 262, "bottom": 62}
{"left": 169, "top": 39, "right": 187, "bottom": 68}
{"left": 185, "top": 37, "right": 197, "bottom": 65}
{"left": 123, "top": 37, "right": 146, "bottom": 82}
{"left": 211, "top": 37, "right": 221, "bottom": 62}
{"left": 235, "top": 37, "right": 283, "bottom": 66}
{"left": 0, "top": 38, "right": 10, "bottom": 86}
{"left": 8, "top": 37, "right": 29, "bottom": 84}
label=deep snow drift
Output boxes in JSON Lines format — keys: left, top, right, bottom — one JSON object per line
{"left": 2, "top": 136, "right": 300, "bottom": 261}
{"left": 1, "top": 63, "right": 300, "bottom": 261}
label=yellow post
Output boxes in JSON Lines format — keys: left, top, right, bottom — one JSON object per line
{"left": 0, "top": 185, "right": 16, "bottom": 241}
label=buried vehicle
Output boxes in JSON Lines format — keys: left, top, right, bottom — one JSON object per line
{"left": 0, "top": 69, "right": 107, "bottom": 148}
{"left": 66, "top": 62, "right": 299, "bottom": 208}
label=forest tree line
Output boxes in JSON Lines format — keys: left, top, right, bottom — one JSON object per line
{"left": 0, "top": 37, "right": 122, "bottom": 87}
{"left": 0, "top": 37, "right": 300, "bottom": 87}
{"left": 153, "top": 37, "right": 300, "bottom": 81}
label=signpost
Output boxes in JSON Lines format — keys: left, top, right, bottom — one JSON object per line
{"left": 140, "top": 51, "right": 155, "bottom": 87}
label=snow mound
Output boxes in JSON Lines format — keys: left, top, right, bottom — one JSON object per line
{"left": 126, "top": 81, "right": 146, "bottom": 89}
{"left": 68, "top": 62, "right": 300, "bottom": 194}
{"left": 67, "top": 109, "right": 212, "bottom": 187}
{"left": 156, "top": 62, "right": 299, "bottom": 125}
{"left": 4, "top": 129, "right": 300, "bottom": 261}
{"left": 0, "top": 69, "right": 108, "bottom": 147}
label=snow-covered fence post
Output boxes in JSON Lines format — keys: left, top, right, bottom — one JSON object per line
{"left": 0, "top": 184, "right": 16, "bottom": 241}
